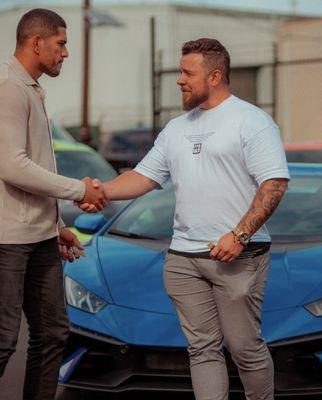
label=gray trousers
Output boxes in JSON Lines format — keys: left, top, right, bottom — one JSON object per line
{"left": 164, "top": 251, "right": 273, "bottom": 400}
{"left": 0, "top": 238, "right": 69, "bottom": 400}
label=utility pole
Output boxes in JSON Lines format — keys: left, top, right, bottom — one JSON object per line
{"left": 150, "top": 17, "right": 162, "bottom": 139}
{"left": 151, "top": 16, "right": 157, "bottom": 139}
{"left": 79, "top": 1, "right": 123, "bottom": 145}
{"left": 79, "top": 0, "right": 91, "bottom": 144}
{"left": 272, "top": 42, "right": 278, "bottom": 122}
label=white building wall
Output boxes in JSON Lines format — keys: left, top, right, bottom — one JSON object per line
{"left": 159, "top": 7, "right": 284, "bottom": 120}
{"left": 0, "top": 4, "right": 290, "bottom": 132}
{"left": 0, "top": 6, "right": 84, "bottom": 126}
{"left": 277, "top": 18, "right": 322, "bottom": 141}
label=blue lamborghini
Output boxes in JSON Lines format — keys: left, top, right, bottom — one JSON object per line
{"left": 60, "top": 163, "right": 322, "bottom": 396}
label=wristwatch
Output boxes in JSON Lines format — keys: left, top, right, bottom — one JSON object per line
{"left": 232, "top": 228, "right": 251, "bottom": 246}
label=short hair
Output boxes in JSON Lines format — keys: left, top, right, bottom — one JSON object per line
{"left": 16, "top": 8, "right": 66, "bottom": 46}
{"left": 182, "top": 38, "right": 230, "bottom": 84}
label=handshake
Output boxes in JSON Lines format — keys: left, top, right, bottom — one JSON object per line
{"left": 75, "top": 177, "right": 108, "bottom": 212}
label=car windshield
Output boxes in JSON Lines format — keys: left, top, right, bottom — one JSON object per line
{"left": 266, "top": 176, "right": 322, "bottom": 242}
{"left": 108, "top": 182, "right": 175, "bottom": 240}
{"left": 55, "top": 150, "right": 117, "bottom": 182}
{"left": 107, "top": 175, "right": 322, "bottom": 243}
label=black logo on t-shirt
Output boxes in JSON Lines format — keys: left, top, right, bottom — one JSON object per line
{"left": 184, "top": 131, "right": 215, "bottom": 155}
{"left": 193, "top": 143, "right": 202, "bottom": 154}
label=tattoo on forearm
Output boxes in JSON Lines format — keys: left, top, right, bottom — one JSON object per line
{"left": 238, "top": 178, "right": 288, "bottom": 236}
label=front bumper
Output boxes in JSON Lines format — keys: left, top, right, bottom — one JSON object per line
{"left": 60, "top": 326, "right": 322, "bottom": 395}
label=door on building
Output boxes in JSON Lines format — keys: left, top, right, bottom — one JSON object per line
{"left": 230, "top": 67, "right": 258, "bottom": 105}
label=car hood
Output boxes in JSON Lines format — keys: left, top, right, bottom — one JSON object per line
{"left": 263, "top": 242, "right": 322, "bottom": 310}
{"left": 97, "top": 237, "right": 322, "bottom": 314}
{"left": 97, "top": 235, "right": 176, "bottom": 315}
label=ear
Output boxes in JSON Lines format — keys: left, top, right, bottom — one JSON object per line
{"left": 209, "top": 68, "right": 222, "bottom": 87}
{"left": 31, "top": 35, "right": 42, "bottom": 55}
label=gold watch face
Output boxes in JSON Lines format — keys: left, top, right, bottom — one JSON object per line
{"left": 240, "top": 233, "right": 250, "bottom": 245}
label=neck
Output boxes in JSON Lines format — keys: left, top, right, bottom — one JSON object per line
{"left": 199, "top": 86, "right": 231, "bottom": 110}
{"left": 14, "top": 49, "right": 42, "bottom": 81}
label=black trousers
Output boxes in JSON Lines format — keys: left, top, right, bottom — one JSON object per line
{"left": 0, "top": 237, "right": 69, "bottom": 400}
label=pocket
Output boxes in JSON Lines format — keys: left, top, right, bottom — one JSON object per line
{"left": 253, "top": 252, "right": 271, "bottom": 274}
{"left": 19, "top": 192, "right": 26, "bottom": 222}
{"left": 241, "top": 257, "right": 258, "bottom": 271}
{"left": 218, "top": 256, "right": 257, "bottom": 275}
{"left": 19, "top": 192, "right": 31, "bottom": 223}
{"left": 163, "top": 252, "right": 175, "bottom": 276}
{"left": 164, "top": 250, "right": 173, "bottom": 264}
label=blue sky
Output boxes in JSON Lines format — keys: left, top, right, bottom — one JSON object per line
{"left": 1, "top": 0, "right": 322, "bottom": 16}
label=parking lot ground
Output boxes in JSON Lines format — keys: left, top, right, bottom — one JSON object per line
{"left": 0, "top": 314, "right": 27, "bottom": 400}
{"left": 55, "top": 389, "right": 322, "bottom": 400}
{"left": 56, "top": 388, "right": 233, "bottom": 400}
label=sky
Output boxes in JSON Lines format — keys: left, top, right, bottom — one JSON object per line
{"left": 1, "top": 0, "right": 322, "bottom": 16}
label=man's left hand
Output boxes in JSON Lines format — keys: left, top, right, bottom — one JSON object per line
{"left": 209, "top": 231, "right": 244, "bottom": 262}
{"left": 58, "top": 227, "right": 84, "bottom": 262}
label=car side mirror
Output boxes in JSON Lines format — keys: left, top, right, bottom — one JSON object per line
{"left": 74, "top": 214, "right": 109, "bottom": 234}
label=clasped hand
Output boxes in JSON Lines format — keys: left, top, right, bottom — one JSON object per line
{"left": 75, "top": 177, "right": 108, "bottom": 212}
{"left": 209, "top": 231, "right": 244, "bottom": 263}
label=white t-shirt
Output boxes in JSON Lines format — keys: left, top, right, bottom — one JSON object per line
{"left": 135, "top": 95, "right": 290, "bottom": 252}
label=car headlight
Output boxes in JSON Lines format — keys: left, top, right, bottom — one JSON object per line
{"left": 304, "top": 298, "right": 322, "bottom": 317}
{"left": 65, "top": 276, "right": 107, "bottom": 314}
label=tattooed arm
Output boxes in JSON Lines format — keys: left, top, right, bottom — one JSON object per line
{"left": 236, "top": 178, "right": 288, "bottom": 237}
{"left": 210, "top": 178, "right": 288, "bottom": 262}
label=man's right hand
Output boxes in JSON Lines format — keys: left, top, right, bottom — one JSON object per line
{"left": 76, "top": 170, "right": 157, "bottom": 213}
{"left": 77, "top": 177, "right": 108, "bottom": 212}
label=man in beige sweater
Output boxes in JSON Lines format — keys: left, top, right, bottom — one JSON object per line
{"left": 0, "top": 8, "right": 107, "bottom": 400}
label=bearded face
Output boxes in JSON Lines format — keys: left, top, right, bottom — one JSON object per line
{"left": 181, "top": 80, "right": 210, "bottom": 111}
{"left": 177, "top": 53, "right": 212, "bottom": 111}
{"left": 38, "top": 27, "right": 68, "bottom": 77}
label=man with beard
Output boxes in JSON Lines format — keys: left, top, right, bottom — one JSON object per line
{"left": 80, "top": 38, "right": 289, "bottom": 399}
{"left": 0, "top": 8, "right": 106, "bottom": 400}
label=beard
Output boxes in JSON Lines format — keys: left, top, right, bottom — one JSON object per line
{"left": 40, "top": 61, "right": 61, "bottom": 77}
{"left": 182, "top": 87, "right": 210, "bottom": 111}
{"left": 44, "top": 70, "right": 60, "bottom": 77}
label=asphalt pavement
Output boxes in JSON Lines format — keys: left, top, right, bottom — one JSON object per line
{"left": 0, "top": 314, "right": 27, "bottom": 400}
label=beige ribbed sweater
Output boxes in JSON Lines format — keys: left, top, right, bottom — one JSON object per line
{"left": 0, "top": 57, "right": 85, "bottom": 244}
